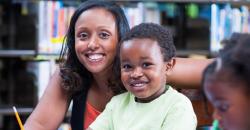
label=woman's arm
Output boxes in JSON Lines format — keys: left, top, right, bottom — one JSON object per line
{"left": 168, "top": 58, "right": 213, "bottom": 89}
{"left": 24, "top": 68, "right": 70, "bottom": 130}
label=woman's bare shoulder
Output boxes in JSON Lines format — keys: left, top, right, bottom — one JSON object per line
{"left": 24, "top": 67, "right": 71, "bottom": 130}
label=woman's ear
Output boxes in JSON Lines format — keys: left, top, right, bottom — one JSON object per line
{"left": 165, "top": 58, "right": 176, "bottom": 76}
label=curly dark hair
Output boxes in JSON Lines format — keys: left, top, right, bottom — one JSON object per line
{"left": 59, "top": 0, "right": 129, "bottom": 95}
{"left": 120, "top": 23, "right": 176, "bottom": 61}
{"left": 202, "top": 33, "right": 250, "bottom": 96}
{"left": 111, "top": 23, "right": 176, "bottom": 91}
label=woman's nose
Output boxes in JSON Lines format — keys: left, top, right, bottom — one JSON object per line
{"left": 130, "top": 67, "right": 143, "bottom": 78}
{"left": 87, "top": 35, "right": 99, "bottom": 50}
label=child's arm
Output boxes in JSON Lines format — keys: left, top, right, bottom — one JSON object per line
{"left": 168, "top": 58, "right": 213, "bottom": 89}
{"left": 24, "top": 68, "right": 71, "bottom": 130}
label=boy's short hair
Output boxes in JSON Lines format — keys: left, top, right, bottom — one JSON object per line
{"left": 121, "top": 23, "right": 176, "bottom": 61}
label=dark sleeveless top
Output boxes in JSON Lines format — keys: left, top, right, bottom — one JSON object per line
{"left": 70, "top": 90, "right": 88, "bottom": 130}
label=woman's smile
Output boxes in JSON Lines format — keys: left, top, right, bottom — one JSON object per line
{"left": 85, "top": 53, "right": 105, "bottom": 62}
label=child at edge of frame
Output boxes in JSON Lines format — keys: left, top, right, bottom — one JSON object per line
{"left": 202, "top": 33, "right": 250, "bottom": 130}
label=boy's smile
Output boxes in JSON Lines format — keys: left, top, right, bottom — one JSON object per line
{"left": 120, "top": 38, "right": 172, "bottom": 102}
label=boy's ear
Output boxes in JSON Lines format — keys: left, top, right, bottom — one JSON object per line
{"left": 165, "top": 58, "right": 176, "bottom": 76}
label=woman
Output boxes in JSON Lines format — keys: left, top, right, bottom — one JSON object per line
{"left": 24, "top": 1, "right": 211, "bottom": 130}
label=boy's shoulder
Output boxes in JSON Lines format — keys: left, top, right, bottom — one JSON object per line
{"left": 164, "top": 85, "right": 192, "bottom": 106}
{"left": 109, "top": 91, "right": 131, "bottom": 104}
{"left": 113, "top": 91, "right": 130, "bottom": 98}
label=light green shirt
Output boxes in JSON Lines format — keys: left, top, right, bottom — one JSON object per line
{"left": 89, "top": 86, "right": 197, "bottom": 130}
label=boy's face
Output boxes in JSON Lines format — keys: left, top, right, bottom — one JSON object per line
{"left": 204, "top": 75, "right": 250, "bottom": 130}
{"left": 120, "top": 38, "right": 174, "bottom": 102}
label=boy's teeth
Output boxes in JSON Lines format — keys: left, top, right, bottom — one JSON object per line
{"left": 88, "top": 54, "right": 103, "bottom": 60}
{"left": 133, "top": 83, "right": 144, "bottom": 87}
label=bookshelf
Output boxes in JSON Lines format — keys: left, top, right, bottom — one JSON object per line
{"left": 2, "top": 1, "right": 250, "bottom": 57}
{"left": 1, "top": 0, "right": 250, "bottom": 129}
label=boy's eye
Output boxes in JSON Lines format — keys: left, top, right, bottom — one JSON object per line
{"left": 142, "top": 62, "right": 152, "bottom": 68}
{"left": 99, "top": 32, "right": 110, "bottom": 39}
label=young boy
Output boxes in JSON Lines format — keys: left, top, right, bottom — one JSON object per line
{"left": 88, "top": 23, "right": 197, "bottom": 130}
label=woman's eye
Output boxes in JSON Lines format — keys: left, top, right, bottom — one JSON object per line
{"left": 99, "top": 32, "right": 110, "bottom": 39}
{"left": 79, "top": 32, "right": 88, "bottom": 40}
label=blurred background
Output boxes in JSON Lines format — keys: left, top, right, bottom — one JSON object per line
{"left": 1, "top": 0, "right": 250, "bottom": 129}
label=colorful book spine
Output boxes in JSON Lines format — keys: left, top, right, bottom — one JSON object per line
{"left": 38, "top": 1, "right": 76, "bottom": 54}
{"left": 210, "top": 4, "right": 250, "bottom": 52}
{"left": 210, "top": 4, "right": 220, "bottom": 52}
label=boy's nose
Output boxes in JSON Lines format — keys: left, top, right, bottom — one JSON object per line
{"left": 130, "top": 67, "right": 143, "bottom": 78}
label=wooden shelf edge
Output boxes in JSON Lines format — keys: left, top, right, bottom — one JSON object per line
{"left": 0, "top": 50, "right": 36, "bottom": 57}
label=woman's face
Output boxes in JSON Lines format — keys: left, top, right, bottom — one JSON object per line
{"left": 204, "top": 75, "right": 250, "bottom": 130}
{"left": 74, "top": 8, "right": 118, "bottom": 75}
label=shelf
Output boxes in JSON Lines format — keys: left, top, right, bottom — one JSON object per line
{"left": 0, "top": 50, "right": 62, "bottom": 60}
{"left": 37, "top": 53, "right": 60, "bottom": 56}
{"left": 10, "top": 0, "right": 250, "bottom": 4}
{"left": 116, "top": 0, "right": 250, "bottom": 4}
{"left": 0, "top": 50, "right": 36, "bottom": 57}
{"left": 176, "top": 50, "right": 212, "bottom": 56}
{"left": 0, "top": 107, "right": 33, "bottom": 116}
{"left": 0, "top": 50, "right": 211, "bottom": 58}
{"left": 0, "top": 107, "right": 72, "bottom": 117}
